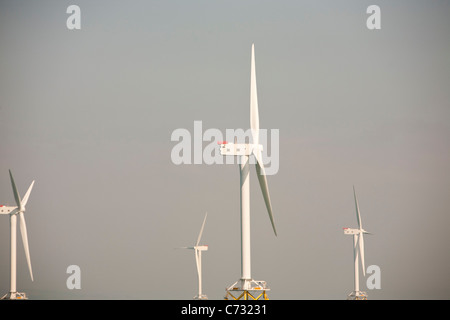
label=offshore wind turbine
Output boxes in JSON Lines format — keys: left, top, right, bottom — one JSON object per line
{"left": 343, "top": 186, "right": 372, "bottom": 300}
{"left": 219, "top": 44, "right": 277, "bottom": 300}
{"left": 1, "top": 170, "right": 35, "bottom": 300}
{"left": 179, "top": 212, "right": 208, "bottom": 300}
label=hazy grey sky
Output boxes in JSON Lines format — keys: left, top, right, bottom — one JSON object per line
{"left": 1, "top": 0, "right": 449, "bottom": 299}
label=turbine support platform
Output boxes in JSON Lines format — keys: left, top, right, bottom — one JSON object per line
{"left": 347, "top": 291, "right": 368, "bottom": 300}
{"left": 224, "top": 279, "right": 270, "bottom": 300}
{"left": 1, "top": 291, "right": 28, "bottom": 300}
{"left": 194, "top": 294, "right": 208, "bottom": 300}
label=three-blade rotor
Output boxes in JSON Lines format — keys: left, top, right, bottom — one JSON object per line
{"left": 353, "top": 186, "right": 371, "bottom": 276}
{"left": 178, "top": 213, "right": 208, "bottom": 271}
{"left": 8, "top": 170, "right": 34, "bottom": 281}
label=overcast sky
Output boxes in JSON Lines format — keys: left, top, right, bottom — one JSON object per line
{"left": 1, "top": 0, "right": 449, "bottom": 300}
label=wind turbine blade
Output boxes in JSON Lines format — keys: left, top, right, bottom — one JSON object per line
{"left": 19, "top": 212, "right": 33, "bottom": 281}
{"left": 353, "top": 186, "right": 362, "bottom": 230}
{"left": 21, "top": 181, "right": 35, "bottom": 208}
{"left": 359, "top": 233, "right": 365, "bottom": 277}
{"left": 250, "top": 43, "right": 259, "bottom": 146}
{"left": 196, "top": 212, "right": 208, "bottom": 247}
{"left": 254, "top": 150, "right": 277, "bottom": 236}
{"left": 195, "top": 249, "right": 201, "bottom": 281}
{"left": 9, "top": 170, "right": 22, "bottom": 209}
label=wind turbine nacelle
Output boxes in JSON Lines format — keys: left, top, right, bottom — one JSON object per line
{"left": 197, "top": 245, "right": 208, "bottom": 251}
{"left": 218, "top": 141, "right": 262, "bottom": 156}
{"left": 343, "top": 227, "right": 359, "bottom": 235}
{"left": 0, "top": 205, "right": 17, "bottom": 215}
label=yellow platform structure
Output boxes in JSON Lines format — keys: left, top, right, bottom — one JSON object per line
{"left": 224, "top": 279, "right": 270, "bottom": 300}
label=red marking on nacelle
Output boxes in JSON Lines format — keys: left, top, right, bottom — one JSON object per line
{"left": 218, "top": 141, "right": 228, "bottom": 145}
{"left": 343, "top": 227, "right": 348, "bottom": 229}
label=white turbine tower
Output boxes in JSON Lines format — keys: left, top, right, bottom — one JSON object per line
{"left": 219, "top": 44, "right": 277, "bottom": 300}
{"left": 179, "top": 212, "right": 208, "bottom": 300}
{"left": 1, "top": 170, "right": 34, "bottom": 300}
{"left": 343, "top": 186, "right": 372, "bottom": 300}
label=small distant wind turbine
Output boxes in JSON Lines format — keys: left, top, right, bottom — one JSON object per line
{"left": 219, "top": 44, "right": 277, "bottom": 300}
{"left": 343, "top": 186, "right": 372, "bottom": 300}
{"left": 1, "top": 170, "right": 35, "bottom": 300}
{"left": 179, "top": 212, "right": 208, "bottom": 300}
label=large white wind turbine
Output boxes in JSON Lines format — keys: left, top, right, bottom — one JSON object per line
{"left": 1, "top": 170, "right": 35, "bottom": 300}
{"left": 179, "top": 212, "right": 208, "bottom": 300}
{"left": 343, "top": 186, "right": 372, "bottom": 300}
{"left": 219, "top": 44, "right": 277, "bottom": 300}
